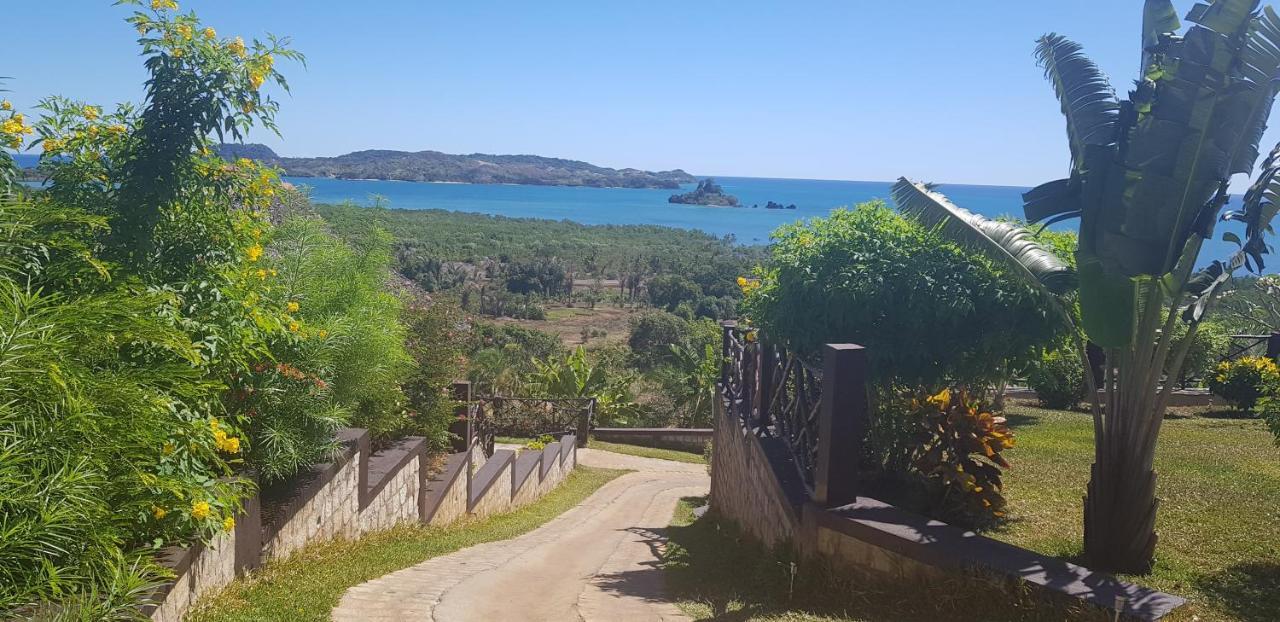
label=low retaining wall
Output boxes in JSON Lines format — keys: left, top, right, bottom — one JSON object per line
{"left": 710, "top": 397, "right": 1184, "bottom": 621}
{"left": 591, "top": 427, "right": 712, "bottom": 452}
{"left": 144, "top": 430, "right": 578, "bottom": 622}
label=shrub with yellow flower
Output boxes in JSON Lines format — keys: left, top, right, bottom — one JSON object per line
{"left": 286, "top": 301, "right": 299, "bottom": 313}
{"left": 191, "top": 501, "right": 211, "bottom": 520}
{"left": 904, "top": 387, "right": 1013, "bottom": 528}
{"left": 1208, "top": 356, "right": 1280, "bottom": 412}
{"left": 152, "top": 506, "right": 168, "bottom": 519}
{"left": 223, "top": 516, "right": 236, "bottom": 531}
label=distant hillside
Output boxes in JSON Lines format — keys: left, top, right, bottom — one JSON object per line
{"left": 217, "top": 144, "right": 696, "bottom": 189}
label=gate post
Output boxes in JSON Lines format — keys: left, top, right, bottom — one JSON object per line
{"left": 720, "top": 320, "right": 737, "bottom": 387}
{"left": 814, "top": 344, "right": 869, "bottom": 509}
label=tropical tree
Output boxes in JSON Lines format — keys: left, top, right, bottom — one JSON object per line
{"left": 893, "top": 0, "right": 1280, "bottom": 573}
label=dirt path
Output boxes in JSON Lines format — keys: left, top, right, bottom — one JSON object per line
{"left": 331, "top": 448, "right": 708, "bottom": 621}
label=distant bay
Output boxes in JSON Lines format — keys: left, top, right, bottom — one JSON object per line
{"left": 294, "top": 175, "right": 1031, "bottom": 246}
{"left": 8, "top": 151, "right": 1253, "bottom": 269}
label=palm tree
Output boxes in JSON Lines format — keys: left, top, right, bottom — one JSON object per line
{"left": 894, "top": 0, "right": 1280, "bottom": 573}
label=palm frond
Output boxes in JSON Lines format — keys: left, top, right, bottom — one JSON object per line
{"left": 892, "top": 178, "right": 1076, "bottom": 295}
{"left": 1035, "top": 34, "right": 1120, "bottom": 175}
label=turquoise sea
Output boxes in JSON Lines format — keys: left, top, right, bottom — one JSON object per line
{"left": 294, "top": 175, "right": 1031, "bottom": 246}
{"left": 9, "top": 152, "right": 1254, "bottom": 267}
{"left": 291, "top": 174, "right": 1251, "bottom": 269}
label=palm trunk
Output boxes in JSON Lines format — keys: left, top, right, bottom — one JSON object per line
{"left": 1082, "top": 283, "right": 1200, "bottom": 574}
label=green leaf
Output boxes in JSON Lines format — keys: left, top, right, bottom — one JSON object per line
{"left": 1143, "top": 0, "right": 1181, "bottom": 49}
{"left": 1078, "top": 259, "right": 1137, "bottom": 347}
{"left": 1034, "top": 34, "right": 1120, "bottom": 176}
{"left": 892, "top": 178, "right": 1077, "bottom": 294}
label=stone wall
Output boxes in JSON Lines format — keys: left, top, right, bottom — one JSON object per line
{"left": 710, "top": 389, "right": 1187, "bottom": 621}
{"left": 709, "top": 400, "right": 798, "bottom": 548}
{"left": 591, "top": 427, "right": 712, "bottom": 453}
{"left": 359, "top": 454, "right": 421, "bottom": 534}
{"left": 147, "top": 430, "right": 580, "bottom": 621}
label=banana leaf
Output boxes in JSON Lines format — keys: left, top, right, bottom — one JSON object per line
{"left": 892, "top": 178, "right": 1076, "bottom": 295}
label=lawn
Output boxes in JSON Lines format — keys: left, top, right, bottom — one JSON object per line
{"left": 187, "top": 466, "right": 628, "bottom": 622}
{"left": 996, "top": 403, "right": 1280, "bottom": 622}
{"left": 587, "top": 438, "right": 708, "bottom": 464}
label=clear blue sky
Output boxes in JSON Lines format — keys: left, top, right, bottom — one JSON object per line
{"left": 5, "top": 1, "right": 1274, "bottom": 187}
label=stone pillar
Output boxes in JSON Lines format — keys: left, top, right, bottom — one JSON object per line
{"left": 814, "top": 344, "right": 869, "bottom": 509}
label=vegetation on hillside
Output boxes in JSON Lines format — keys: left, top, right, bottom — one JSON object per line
{"left": 216, "top": 142, "right": 696, "bottom": 189}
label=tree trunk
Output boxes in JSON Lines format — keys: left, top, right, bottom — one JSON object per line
{"left": 1084, "top": 450, "right": 1159, "bottom": 573}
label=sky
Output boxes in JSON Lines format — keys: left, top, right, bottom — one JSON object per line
{"left": 4, "top": 1, "right": 1275, "bottom": 188}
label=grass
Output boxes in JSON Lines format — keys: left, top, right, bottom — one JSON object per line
{"left": 662, "top": 497, "right": 1100, "bottom": 621}
{"left": 587, "top": 438, "right": 708, "bottom": 464}
{"left": 187, "top": 466, "right": 628, "bottom": 622}
{"left": 996, "top": 402, "right": 1280, "bottom": 622}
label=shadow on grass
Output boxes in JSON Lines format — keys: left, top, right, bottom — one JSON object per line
{"left": 659, "top": 496, "right": 1106, "bottom": 622}
{"left": 1193, "top": 561, "right": 1280, "bottom": 622}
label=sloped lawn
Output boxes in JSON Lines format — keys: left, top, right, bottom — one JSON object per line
{"left": 997, "top": 403, "right": 1280, "bottom": 622}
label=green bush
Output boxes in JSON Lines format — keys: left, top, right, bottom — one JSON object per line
{"left": 402, "top": 302, "right": 465, "bottom": 451}
{"left": 627, "top": 309, "right": 690, "bottom": 369}
{"left": 743, "top": 202, "right": 1062, "bottom": 389}
{"left": 266, "top": 214, "right": 413, "bottom": 445}
{"left": 1208, "top": 357, "right": 1280, "bottom": 413}
{"left": 0, "top": 4, "right": 313, "bottom": 615}
{"left": 1025, "top": 347, "right": 1087, "bottom": 409}
{"left": 865, "top": 388, "right": 1014, "bottom": 529}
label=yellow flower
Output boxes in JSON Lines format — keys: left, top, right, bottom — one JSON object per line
{"left": 221, "top": 436, "right": 240, "bottom": 454}
{"left": 229, "top": 36, "right": 246, "bottom": 58}
{"left": 241, "top": 101, "right": 254, "bottom": 114}
{"left": 736, "top": 276, "right": 748, "bottom": 287}
{"left": 256, "top": 268, "right": 267, "bottom": 279}
{"left": 269, "top": 268, "right": 278, "bottom": 276}
{"left": 83, "top": 106, "right": 99, "bottom": 121}
{"left": 214, "top": 428, "right": 228, "bottom": 444}
{"left": 176, "top": 24, "right": 193, "bottom": 40}
{"left": 236, "top": 157, "right": 253, "bottom": 168}
{"left": 246, "top": 244, "right": 263, "bottom": 262}
{"left": 223, "top": 516, "right": 236, "bottom": 531}
{"left": 162, "top": 441, "right": 176, "bottom": 455}
{"left": 927, "top": 388, "right": 952, "bottom": 408}
{"left": 191, "top": 501, "right": 211, "bottom": 520}
{"left": 107, "top": 124, "right": 126, "bottom": 135}
{"left": 249, "top": 71, "right": 265, "bottom": 91}
{"left": 172, "top": 47, "right": 185, "bottom": 59}
{"left": 261, "top": 54, "right": 274, "bottom": 69}
{"left": 318, "top": 329, "right": 328, "bottom": 338}
{"left": 5, "top": 136, "right": 20, "bottom": 149}
{"left": 210, "top": 417, "right": 220, "bottom": 431}
{"left": 286, "top": 301, "right": 299, "bottom": 313}
{"left": 203, "top": 27, "right": 217, "bottom": 40}
{"left": 289, "top": 321, "right": 300, "bottom": 332}
{"left": 41, "top": 137, "right": 63, "bottom": 153}
{"left": 0, "top": 100, "right": 10, "bottom": 111}
{"left": 152, "top": 506, "right": 168, "bottom": 519}
{"left": 151, "top": 0, "right": 178, "bottom": 10}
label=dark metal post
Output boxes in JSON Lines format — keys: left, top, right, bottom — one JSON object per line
{"left": 576, "top": 398, "right": 594, "bottom": 447}
{"left": 1267, "top": 333, "right": 1280, "bottom": 361}
{"left": 814, "top": 344, "right": 869, "bottom": 509}
{"left": 757, "top": 341, "right": 774, "bottom": 430}
{"left": 720, "top": 320, "right": 737, "bottom": 387}
{"left": 450, "top": 381, "right": 472, "bottom": 453}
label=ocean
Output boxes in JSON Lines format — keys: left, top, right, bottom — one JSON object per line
{"left": 291, "top": 174, "right": 1249, "bottom": 269}
{"left": 295, "top": 174, "right": 1032, "bottom": 246}
{"left": 9, "top": 153, "right": 1253, "bottom": 267}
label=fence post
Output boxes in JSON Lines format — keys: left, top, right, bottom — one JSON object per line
{"left": 756, "top": 341, "right": 774, "bottom": 430}
{"left": 576, "top": 398, "right": 594, "bottom": 447}
{"left": 720, "top": 320, "right": 737, "bottom": 387}
{"left": 1268, "top": 333, "right": 1280, "bottom": 361}
{"left": 814, "top": 344, "right": 869, "bottom": 509}
{"left": 450, "top": 381, "right": 472, "bottom": 453}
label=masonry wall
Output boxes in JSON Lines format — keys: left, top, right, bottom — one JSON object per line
{"left": 147, "top": 431, "right": 580, "bottom": 622}
{"left": 591, "top": 427, "right": 712, "bottom": 453}
{"left": 709, "top": 399, "right": 798, "bottom": 548}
